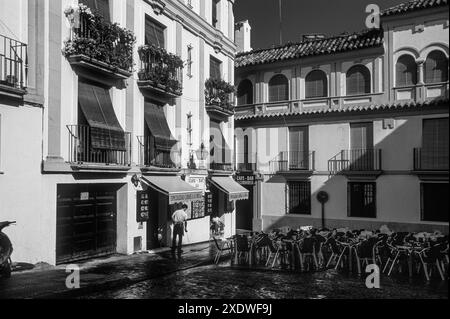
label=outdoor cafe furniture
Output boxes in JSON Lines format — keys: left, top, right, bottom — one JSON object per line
{"left": 212, "top": 236, "right": 233, "bottom": 265}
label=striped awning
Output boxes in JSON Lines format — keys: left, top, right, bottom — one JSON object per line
{"left": 142, "top": 176, "right": 203, "bottom": 204}
{"left": 210, "top": 176, "right": 249, "bottom": 201}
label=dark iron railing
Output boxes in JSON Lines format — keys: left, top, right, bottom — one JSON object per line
{"left": 0, "top": 34, "right": 27, "bottom": 89}
{"left": 67, "top": 125, "right": 132, "bottom": 166}
{"left": 328, "top": 149, "right": 382, "bottom": 173}
{"left": 235, "top": 152, "right": 257, "bottom": 172}
{"left": 137, "top": 136, "right": 181, "bottom": 169}
{"left": 65, "top": 10, "right": 134, "bottom": 72}
{"left": 210, "top": 163, "right": 234, "bottom": 171}
{"left": 137, "top": 45, "right": 183, "bottom": 96}
{"left": 270, "top": 151, "right": 316, "bottom": 172}
{"left": 414, "top": 148, "right": 449, "bottom": 171}
{"left": 205, "top": 78, "right": 235, "bottom": 113}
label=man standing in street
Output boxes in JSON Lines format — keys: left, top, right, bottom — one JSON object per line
{"left": 171, "top": 204, "right": 188, "bottom": 256}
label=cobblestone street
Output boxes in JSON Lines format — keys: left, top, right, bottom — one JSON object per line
{"left": 82, "top": 264, "right": 448, "bottom": 299}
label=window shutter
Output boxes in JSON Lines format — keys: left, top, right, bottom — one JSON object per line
{"left": 346, "top": 65, "right": 371, "bottom": 95}
{"left": 396, "top": 55, "right": 417, "bottom": 86}
{"left": 210, "top": 57, "right": 222, "bottom": 80}
{"left": 145, "top": 17, "right": 165, "bottom": 47}
{"left": 81, "top": 0, "right": 110, "bottom": 21}
{"left": 350, "top": 122, "right": 373, "bottom": 150}
{"left": 425, "top": 51, "right": 449, "bottom": 84}
{"left": 305, "top": 70, "right": 327, "bottom": 98}
{"left": 268, "top": 75, "right": 289, "bottom": 102}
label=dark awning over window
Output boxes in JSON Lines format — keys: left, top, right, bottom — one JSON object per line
{"left": 142, "top": 176, "right": 204, "bottom": 204}
{"left": 78, "top": 81, "right": 126, "bottom": 151}
{"left": 144, "top": 102, "right": 178, "bottom": 152}
{"left": 210, "top": 176, "right": 249, "bottom": 201}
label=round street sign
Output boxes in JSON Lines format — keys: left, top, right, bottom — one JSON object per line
{"left": 317, "top": 191, "right": 329, "bottom": 204}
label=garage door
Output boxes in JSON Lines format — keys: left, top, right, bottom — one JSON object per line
{"left": 56, "top": 184, "right": 119, "bottom": 264}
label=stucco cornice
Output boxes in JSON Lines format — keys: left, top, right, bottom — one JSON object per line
{"left": 162, "top": 0, "right": 237, "bottom": 59}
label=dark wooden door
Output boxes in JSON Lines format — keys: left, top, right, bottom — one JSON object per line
{"left": 56, "top": 184, "right": 118, "bottom": 264}
{"left": 146, "top": 189, "right": 160, "bottom": 250}
{"left": 236, "top": 186, "right": 253, "bottom": 231}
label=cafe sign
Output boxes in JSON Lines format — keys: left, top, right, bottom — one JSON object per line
{"left": 234, "top": 174, "right": 256, "bottom": 186}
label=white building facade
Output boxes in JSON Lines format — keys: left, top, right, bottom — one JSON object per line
{"left": 0, "top": 0, "right": 249, "bottom": 266}
{"left": 234, "top": 0, "right": 449, "bottom": 234}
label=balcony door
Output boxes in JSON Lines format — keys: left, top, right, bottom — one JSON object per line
{"left": 145, "top": 16, "right": 165, "bottom": 47}
{"left": 422, "top": 118, "right": 449, "bottom": 170}
{"left": 350, "top": 122, "right": 374, "bottom": 170}
{"left": 289, "top": 127, "right": 309, "bottom": 170}
{"left": 82, "top": 0, "right": 111, "bottom": 21}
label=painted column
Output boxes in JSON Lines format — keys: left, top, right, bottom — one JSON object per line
{"left": 176, "top": 20, "right": 183, "bottom": 151}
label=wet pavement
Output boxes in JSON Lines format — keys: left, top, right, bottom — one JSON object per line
{"left": 81, "top": 264, "right": 448, "bottom": 299}
{"left": 0, "top": 241, "right": 447, "bottom": 299}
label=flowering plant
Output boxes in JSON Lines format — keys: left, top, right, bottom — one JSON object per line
{"left": 137, "top": 44, "right": 184, "bottom": 94}
{"left": 62, "top": 3, "right": 135, "bottom": 72}
{"left": 205, "top": 78, "right": 235, "bottom": 110}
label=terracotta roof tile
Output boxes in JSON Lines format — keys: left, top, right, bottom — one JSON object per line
{"left": 381, "top": 0, "right": 448, "bottom": 17}
{"left": 235, "top": 99, "right": 448, "bottom": 121}
{"left": 235, "top": 29, "right": 384, "bottom": 68}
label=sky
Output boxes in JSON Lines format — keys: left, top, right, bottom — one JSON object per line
{"left": 234, "top": 0, "right": 409, "bottom": 50}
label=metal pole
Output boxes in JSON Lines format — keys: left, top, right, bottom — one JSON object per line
{"left": 278, "top": 0, "right": 283, "bottom": 45}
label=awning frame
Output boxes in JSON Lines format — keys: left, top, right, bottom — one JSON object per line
{"left": 141, "top": 176, "right": 204, "bottom": 204}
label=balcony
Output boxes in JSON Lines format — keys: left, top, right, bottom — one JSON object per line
{"left": 0, "top": 34, "right": 27, "bottom": 98}
{"left": 235, "top": 153, "right": 257, "bottom": 172}
{"left": 328, "top": 149, "right": 382, "bottom": 176}
{"left": 394, "top": 82, "right": 449, "bottom": 102}
{"left": 137, "top": 45, "right": 183, "bottom": 101}
{"left": 67, "top": 125, "right": 132, "bottom": 169}
{"left": 62, "top": 5, "right": 135, "bottom": 86}
{"left": 137, "top": 136, "right": 181, "bottom": 170}
{"left": 205, "top": 78, "right": 235, "bottom": 121}
{"left": 413, "top": 148, "right": 449, "bottom": 173}
{"left": 210, "top": 162, "right": 234, "bottom": 172}
{"left": 270, "top": 151, "right": 316, "bottom": 174}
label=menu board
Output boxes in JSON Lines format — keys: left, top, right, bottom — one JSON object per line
{"left": 205, "top": 191, "right": 213, "bottom": 216}
{"left": 191, "top": 200, "right": 205, "bottom": 219}
{"left": 136, "top": 191, "right": 150, "bottom": 223}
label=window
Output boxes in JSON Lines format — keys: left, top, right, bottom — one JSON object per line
{"left": 421, "top": 183, "right": 449, "bottom": 222}
{"left": 237, "top": 79, "right": 253, "bottom": 105}
{"left": 81, "top": 0, "right": 110, "bottom": 21}
{"left": 212, "top": 0, "right": 220, "bottom": 28}
{"left": 425, "top": 50, "right": 449, "bottom": 83}
{"left": 0, "top": 114, "right": 2, "bottom": 172}
{"left": 346, "top": 65, "right": 371, "bottom": 95}
{"left": 350, "top": 122, "right": 374, "bottom": 170}
{"left": 422, "top": 118, "right": 449, "bottom": 169}
{"left": 187, "top": 45, "right": 193, "bottom": 78}
{"left": 348, "top": 182, "right": 376, "bottom": 218}
{"left": 289, "top": 127, "right": 309, "bottom": 170}
{"left": 305, "top": 70, "right": 328, "bottom": 98}
{"left": 243, "top": 135, "right": 249, "bottom": 164}
{"left": 396, "top": 55, "right": 417, "bottom": 86}
{"left": 145, "top": 16, "right": 165, "bottom": 47}
{"left": 288, "top": 182, "right": 311, "bottom": 215}
{"left": 210, "top": 56, "right": 222, "bottom": 80}
{"left": 187, "top": 113, "right": 193, "bottom": 148}
{"left": 268, "top": 74, "right": 289, "bottom": 102}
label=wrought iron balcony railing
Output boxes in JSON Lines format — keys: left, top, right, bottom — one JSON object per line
{"left": 328, "top": 149, "right": 382, "bottom": 173}
{"left": 67, "top": 125, "right": 132, "bottom": 166}
{"left": 235, "top": 153, "right": 258, "bottom": 172}
{"left": 137, "top": 45, "right": 183, "bottom": 97}
{"left": 414, "top": 148, "right": 449, "bottom": 171}
{"left": 210, "top": 162, "right": 234, "bottom": 171}
{"left": 137, "top": 136, "right": 181, "bottom": 169}
{"left": 270, "top": 151, "right": 316, "bottom": 172}
{"left": 63, "top": 7, "right": 135, "bottom": 75}
{"left": 0, "top": 34, "right": 27, "bottom": 90}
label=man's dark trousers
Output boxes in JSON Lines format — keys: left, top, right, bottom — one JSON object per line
{"left": 172, "top": 223, "right": 184, "bottom": 254}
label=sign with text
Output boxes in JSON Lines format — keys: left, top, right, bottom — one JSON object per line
{"left": 234, "top": 174, "right": 256, "bottom": 186}
{"left": 137, "top": 191, "right": 150, "bottom": 223}
{"left": 205, "top": 191, "right": 213, "bottom": 216}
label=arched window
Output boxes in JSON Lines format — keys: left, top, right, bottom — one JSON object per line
{"left": 237, "top": 79, "right": 254, "bottom": 105}
{"left": 268, "top": 74, "right": 289, "bottom": 102}
{"left": 346, "top": 65, "right": 371, "bottom": 95}
{"left": 396, "top": 55, "right": 417, "bottom": 86}
{"left": 305, "top": 70, "right": 328, "bottom": 98}
{"left": 425, "top": 50, "right": 449, "bottom": 84}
